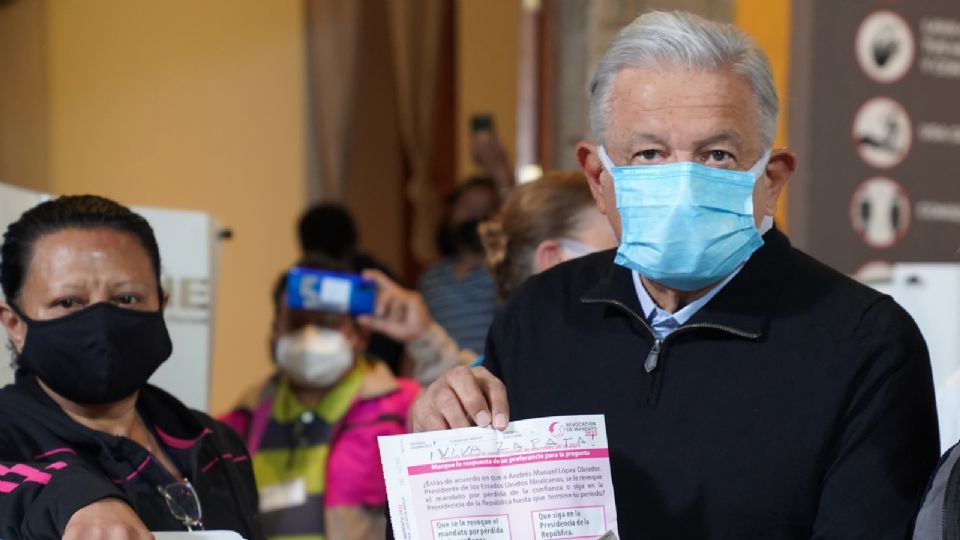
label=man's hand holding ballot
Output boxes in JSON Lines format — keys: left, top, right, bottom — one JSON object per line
{"left": 410, "top": 366, "right": 509, "bottom": 432}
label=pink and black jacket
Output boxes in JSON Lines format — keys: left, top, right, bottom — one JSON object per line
{"left": 0, "top": 372, "right": 264, "bottom": 539}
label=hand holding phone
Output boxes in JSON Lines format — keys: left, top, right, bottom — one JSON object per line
{"left": 285, "top": 268, "right": 377, "bottom": 315}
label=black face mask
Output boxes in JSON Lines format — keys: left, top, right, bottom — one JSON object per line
{"left": 455, "top": 218, "right": 485, "bottom": 254}
{"left": 13, "top": 302, "right": 172, "bottom": 404}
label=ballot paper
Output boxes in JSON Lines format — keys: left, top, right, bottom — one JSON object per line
{"left": 379, "top": 415, "right": 618, "bottom": 540}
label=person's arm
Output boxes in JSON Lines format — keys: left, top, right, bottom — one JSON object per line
{"left": 327, "top": 505, "right": 387, "bottom": 540}
{"left": 470, "top": 131, "right": 515, "bottom": 197}
{"left": 406, "top": 322, "right": 478, "bottom": 385}
{"left": 358, "top": 270, "right": 478, "bottom": 385}
{"left": 63, "top": 499, "right": 153, "bottom": 540}
{"left": 811, "top": 297, "right": 939, "bottom": 539}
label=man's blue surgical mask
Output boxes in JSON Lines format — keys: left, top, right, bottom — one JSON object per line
{"left": 598, "top": 145, "right": 772, "bottom": 291}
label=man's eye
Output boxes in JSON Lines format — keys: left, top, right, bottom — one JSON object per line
{"left": 708, "top": 150, "right": 732, "bottom": 162}
{"left": 635, "top": 149, "right": 660, "bottom": 161}
{"left": 54, "top": 298, "right": 81, "bottom": 309}
{"left": 114, "top": 295, "right": 137, "bottom": 305}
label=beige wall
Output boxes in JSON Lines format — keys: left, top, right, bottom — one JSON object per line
{"left": 0, "top": 0, "right": 50, "bottom": 192}
{"left": 735, "top": 0, "right": 792, "bottom": 228}
{"left": 0, "top": 0, "right": 307, "bottom": 414}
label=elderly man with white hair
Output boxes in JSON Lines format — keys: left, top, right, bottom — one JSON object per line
{"left": 409, "top": 10, "right": 939, "bottom": 538}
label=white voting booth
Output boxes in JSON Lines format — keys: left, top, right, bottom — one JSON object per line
{"left": 0, "top": 181, "right": 218, "bottom": 411}
{"left": 870, "top": 264, "right": 960, "bottom": 454}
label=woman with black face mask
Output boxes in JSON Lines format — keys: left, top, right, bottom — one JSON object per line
{"left": 0, "top": 195, "right": 263, "bottom": 540}
{"left": 418, "top": 177, "right": 501, "bottom": 357}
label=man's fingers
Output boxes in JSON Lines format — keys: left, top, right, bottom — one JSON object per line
{"left": 434, "top": 386, "right": 473, "bottom": 429}
{"left": 356, "top": 314, "right": 388, "bottom": 334}
{"left": 362, "top": 269, "right": 396, "bottom": 316}
{"left": 379, "top": 294, "right": 398, "bottom": 320}
{"left": 361, "top": 268, "right": 388, "bottom": 284}
{"left": 378, "top": 289, "right": 400, "bottom": 319}
{"left": 412, "top": 395, "right": 450, "bottom": 432}
{"left": 477, "top": 368, "right": 510, "bottom": 430}
{"left": 409, "top": 365, "right": 510, "bottom": 433}
{"left": 446, "top": 366, "right": 494, "bottom": 427}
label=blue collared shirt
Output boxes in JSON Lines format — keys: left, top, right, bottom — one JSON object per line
{"left": 632, "top": 268, "right": 741, "bottom": 340}
{"left": 632, "top": 216, "right": 774, "bottom": 339}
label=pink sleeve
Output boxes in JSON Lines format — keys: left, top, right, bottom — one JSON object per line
{"left": 218, "top": 409, "right": 252, "bottom": 441}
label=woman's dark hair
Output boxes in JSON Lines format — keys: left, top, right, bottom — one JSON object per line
{"left": 1, "top": 195, "right": 162, "bottom": 304}
{"left": 298, "top": 203, "right": 358, "bottom": 260}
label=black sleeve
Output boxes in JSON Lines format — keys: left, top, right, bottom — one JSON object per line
{"left": 200, "top": 415, "right": 266, "bottom": 540}
{"left": 481, "top": 310, "right": 505, "bottom": 380}
{"left": 811, "top": 297, "right": 940, "bottom": 539}
{"left": 0, "top": 441, "right": 127, "bottom": 540}
{"left": 482, "top": 283, "right": 527, "bottom": 382}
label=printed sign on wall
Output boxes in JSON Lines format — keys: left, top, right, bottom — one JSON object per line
{"left": 790, "top": 1, "right": 960, "bottom": 276}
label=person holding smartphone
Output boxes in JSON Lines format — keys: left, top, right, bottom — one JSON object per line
{"left": 222, "top": 255, "right": 419, "bottom": 540}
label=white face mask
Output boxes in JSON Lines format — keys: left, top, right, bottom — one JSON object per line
{"left": 275, "top": 326, "right": 354, "bottom": 388}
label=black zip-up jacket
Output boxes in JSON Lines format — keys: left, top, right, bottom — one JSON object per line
{"left": 0, "top": 372, "right": 264, "bottom": 540}
{"left": 484, "top": 228, "right": 939, "bottom": 539}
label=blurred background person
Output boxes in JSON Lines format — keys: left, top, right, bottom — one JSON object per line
{"left": 298, "top": 203, "right": 396, "bottom": 280}
{"left": 418, "top": 176, "right": 501, "bottom": 355}
{"left": 415, "top": 125, "right": 518, "bottom": 356}
{"left": 468, "top": 119, "right": 516, "bottom": 200}
{"left": 0, "top": 195, "right": 262, "bottom": 539}
{"left": 222, "top": 255, "right": 419, "bottom": 540}
{"left": 363, "top": 171, "right": 617, "bottom": 383}
{"left": 298, "top": 203, "right": 404, "bottom": 374}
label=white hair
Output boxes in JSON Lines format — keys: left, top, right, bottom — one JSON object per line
{"left": 589, "top": 10, "right": 779, "bottom": 148}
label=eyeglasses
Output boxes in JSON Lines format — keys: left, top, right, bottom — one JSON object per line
{"left": 158, "top": 480, "right": 204, "bottom": 531}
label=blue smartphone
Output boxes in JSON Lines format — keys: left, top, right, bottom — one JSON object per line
{"left": 285, "top": 268, "right": 377, "bottom": 315}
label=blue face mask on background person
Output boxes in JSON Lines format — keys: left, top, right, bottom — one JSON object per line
{"left": 598, "top": 145, "right": 772, "bottom": 291}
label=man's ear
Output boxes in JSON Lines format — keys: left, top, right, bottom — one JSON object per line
{"left": 161, "top": 288, "right": 170, "bottom": 311}
{"left": 0, "top": 302, "right": 26, "bottom": 354}
{"left": 761, "top": 149, "right": 796, "bottom": 216}
{"left": 576, "top": 141, "right": 609, "bottom": 215}
{"left": 534, "top": 239, "right": 565, "bottom": 274}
